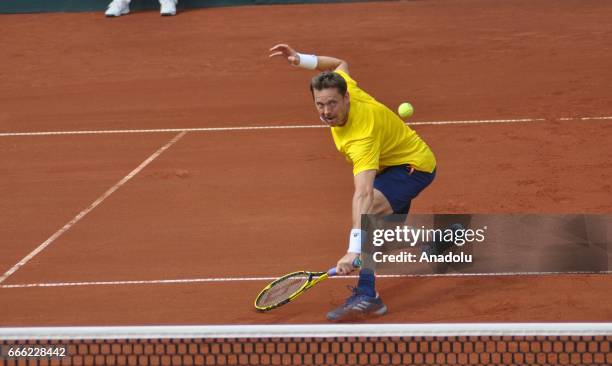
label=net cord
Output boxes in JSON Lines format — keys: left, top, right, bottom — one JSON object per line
{"left": 1, "top": 323, "right": 611, "bottom": 341}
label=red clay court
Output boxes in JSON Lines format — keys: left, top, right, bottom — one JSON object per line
{"left": 0, "top": 0, "right": 611, "bottom": 364}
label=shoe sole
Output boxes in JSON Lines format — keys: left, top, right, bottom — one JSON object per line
{"left": 374, "top": 305, "right": 388, "bottom": 316}
{"left": 105, "top": 10, "right": 129, "bottom": 17}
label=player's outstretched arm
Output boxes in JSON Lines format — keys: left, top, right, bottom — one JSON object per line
{"left": 269, "top": 44, "right": 349, "bottom": 74}
{"left": 335, "top": 170, "right": 377, "bottom": 275}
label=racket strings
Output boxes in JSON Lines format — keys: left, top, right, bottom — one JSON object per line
{"left": 256, "top": 274, "right": 311, "bottom": 307}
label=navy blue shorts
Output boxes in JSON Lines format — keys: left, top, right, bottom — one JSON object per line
{"left": 373, "top": 165, "right": 436, "bottom": 214}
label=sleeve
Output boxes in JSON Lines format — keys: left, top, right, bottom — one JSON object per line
{"left": 345, "top": 136, "right": 380, "bottom": 176}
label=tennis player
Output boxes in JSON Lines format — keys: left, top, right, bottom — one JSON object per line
{"left": 269, "top": 44, "right": 437, "bottom": 321}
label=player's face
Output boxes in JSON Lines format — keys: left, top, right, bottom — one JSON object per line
{"left": 313, "top": 88, "right": 350, "bottom": 127}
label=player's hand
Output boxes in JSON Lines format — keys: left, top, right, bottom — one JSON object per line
{"left": 335, "top": 252, "right": 360, "bottom": 275}
{"left": 269, "top": 44, "right": 300, "bottom": 66}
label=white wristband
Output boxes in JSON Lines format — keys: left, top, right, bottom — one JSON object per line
{"left": 348, "top": 229, "right": 365, "bottom": 254}
{"left": 296, "top": 52, "right": 318, "bottom": 70}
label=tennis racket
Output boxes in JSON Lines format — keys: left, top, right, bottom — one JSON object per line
{"left": 254, "top": 258, "right": 362, "bottom": 312}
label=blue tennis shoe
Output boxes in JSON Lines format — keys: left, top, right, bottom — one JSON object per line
{"left": 327, "top": 287, "right": 387, "bottom": 322}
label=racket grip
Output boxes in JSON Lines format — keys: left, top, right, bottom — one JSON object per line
{"left": 328, "top": 257, "right": 362, "bottom": 277}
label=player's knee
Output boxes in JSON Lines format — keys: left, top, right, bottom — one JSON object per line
{"left": 372, "top": 190, "right": 393, "bottom": 215}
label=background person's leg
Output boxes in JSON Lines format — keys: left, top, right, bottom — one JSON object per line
{"left": 159, "top": 0, "right": 177, "bottom": 16}
{"left": 105, "top": 0, "right": 130, "bottom": 16}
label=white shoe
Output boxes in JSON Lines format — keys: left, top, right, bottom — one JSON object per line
{"left": 105, "top": 0, "right": 129, "bottom": 17}
{"left": 160, "top": 0, "right": 177, "bottom": 16}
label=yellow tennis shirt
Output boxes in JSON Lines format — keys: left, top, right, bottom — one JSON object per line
{"left": 331, "top": 70, "right": 436, "bottom": 176}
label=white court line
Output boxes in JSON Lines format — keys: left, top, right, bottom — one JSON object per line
{"left": 559, "top": 116, "right": 612, "bottom": 121}
{"left": 408, "top": 117, "right": 545, "bottom": 125}
{"left": 1, "top": 115, "right": 610, "bottom": 137}
{"left": 2, "top": 270, "right": 610, "bottom": 289}
{"left": 0, "top": 124, "right": 324, "bottom": 137}
{"left": 0, "top": 131, "right": 187, "bottom": 285}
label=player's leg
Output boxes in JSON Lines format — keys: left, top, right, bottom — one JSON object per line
{"left": 326, "top": 188, "right": 392, "bottom": 321}
{"left": 372, "top": 189, "right": 394, "bottom": 215}
{"left": 326, "top": 194, "right": 390, "bottom": 322}
{"left": 365, "top": 165, "right": 436, "bottom": 300}
{"left": 328, "top": 165, "right": 436, "bottom": 322}
{"left": 423, "top": 215, "right": 472, "bottom": 257}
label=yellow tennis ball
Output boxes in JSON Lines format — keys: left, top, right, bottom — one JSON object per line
{"left": 397, "top": 102, "right": 414, "bottom": 118}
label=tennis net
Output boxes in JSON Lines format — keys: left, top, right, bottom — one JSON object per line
{"left": 1, "top": 323, "right": 610, "bottom": 366}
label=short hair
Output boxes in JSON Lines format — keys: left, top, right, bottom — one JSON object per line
{"left": 310, "top": 71, "right": 347, "bottom": 97}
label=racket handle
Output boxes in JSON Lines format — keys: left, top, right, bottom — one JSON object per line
{"left": 328, "top": 257, "right": 362, "bottom": 277}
